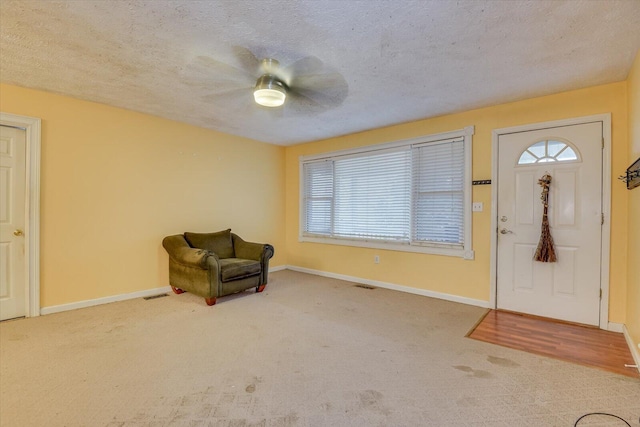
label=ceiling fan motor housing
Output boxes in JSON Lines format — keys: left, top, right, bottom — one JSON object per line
{"left": 254, "top": 74, "right": 288, "bottom": 107}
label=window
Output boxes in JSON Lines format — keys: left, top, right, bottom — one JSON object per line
{"left": 412, "top": 139, "right": 465, "bottom": 245}
{"left": 300, "top": 127, "right": 474, "bottom": 259}
{"left": 517, "top": 139, "right": 579, "bottom": 165}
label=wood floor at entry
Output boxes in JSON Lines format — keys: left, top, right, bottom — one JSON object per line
{"left": 468, "top": 310, "right": 638, "bottom": 378}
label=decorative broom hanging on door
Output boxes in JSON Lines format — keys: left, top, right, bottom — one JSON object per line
{"left": 534, "top": 173, "right": 557, "bottom": 262}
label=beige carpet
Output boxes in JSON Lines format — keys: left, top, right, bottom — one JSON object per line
{"left": 1, "top": 270, "right": 638, "bottom": 427}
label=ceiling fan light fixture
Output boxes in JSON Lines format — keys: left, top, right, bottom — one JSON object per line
{"left": 254, "top": 74, "right": 286, "bottom": 107}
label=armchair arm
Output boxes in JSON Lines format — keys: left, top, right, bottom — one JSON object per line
{"left": 232, "top": 233, "right": 274, "bottom": 286}
{"left": 162, "top": 234, "right": 216, "bottom": 269}
{"left": 232, "top": 233, "right": 272, "bottom": 261}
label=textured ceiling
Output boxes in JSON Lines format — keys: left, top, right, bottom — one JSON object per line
{"left": 1, "top": 1, "right": 639, "bottom": 146}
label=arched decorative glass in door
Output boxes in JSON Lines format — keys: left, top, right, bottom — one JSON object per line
{"left": 517, "top": 140, "right": 579, "bottom": 165}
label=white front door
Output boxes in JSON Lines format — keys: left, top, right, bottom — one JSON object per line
{"left": 0, "top": 125, "right": 27, "bottom": 321}
{"left": 496, "top": 121, "right": 603, "bottom": 326}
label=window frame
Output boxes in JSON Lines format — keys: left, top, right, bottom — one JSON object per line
{"left": 299, "top": 126, "right": 475, "bottom": 259}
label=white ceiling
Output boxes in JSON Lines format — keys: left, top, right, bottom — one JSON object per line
{"left": 1, "top": 1, "right": 639, "bottom": 146}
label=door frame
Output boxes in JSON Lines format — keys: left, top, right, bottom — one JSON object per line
{"left": 0, "top": 112, "right": 41, "bottom": 318}
{"left": 490, "top": 114, "right": 611, "bottom": 329}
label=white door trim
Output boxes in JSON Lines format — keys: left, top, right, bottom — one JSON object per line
{"left": 0, "top": 112, "right": 41, "bottom": 318}
{"left": 490, "top": 114, "right": 611, "bottom": 329}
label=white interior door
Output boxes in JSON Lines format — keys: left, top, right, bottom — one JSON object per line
{"left": 496, "top": 122, "right": 603, "bottom": 326}
{"left": 0, "top": 125, "right": 27, "bottom": 321}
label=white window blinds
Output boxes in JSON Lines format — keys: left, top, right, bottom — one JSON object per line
{"left": 333, "top": 149, "right": 411, "bottom": 241}
{"left": 300, "top": 127, "right": 473, "bottom": 257}
{"left": 412, "top": 139, "right": 465, "bottom": 247}
{"left": 302, "top": 161, "right": 333, "bottom": 235}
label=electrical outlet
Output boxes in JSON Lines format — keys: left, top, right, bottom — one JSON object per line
{"left": 472, "top": 202, "right": 483, "bottom": 212}
{"left": 374, "top": 255, "right": 380, "bottom": 264}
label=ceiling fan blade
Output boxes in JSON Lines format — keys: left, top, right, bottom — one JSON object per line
{"left": 291, "top": 71, "right": 347, "bottom": 92}
{"left": 280, "top": 56, "right": 324, "bottom": 83}
{"left": 185, "top": 55, "right": 255, "bottom": 86}
{"left": 287, "top": 90, "right": 327, "bottom": 115}
{"left": 290, "top": 72, "right": 349, "bottom": 107}
{"left": 200, "top": 87, "right": 253, "bottom": 104}
{"left": 204, "top": 88, "right": 286, "bottom": 118}
{"left": 253, "top": 103, "right": 285, "bottom": 118}
{"left": 231, "top": 45, "right": 261, "bottom": 75}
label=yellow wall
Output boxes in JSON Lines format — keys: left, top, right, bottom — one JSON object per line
{"left": 285, "top": 82, "right": 629, "bottom": 323}
{"left": 0, "top": 77, "right": 633, "bottom": 328}
{"left": 627, "top": 51, "right": 640, "bottom": 350}
{"left": 0, "top": 84, "right": 286, "bottom": 308}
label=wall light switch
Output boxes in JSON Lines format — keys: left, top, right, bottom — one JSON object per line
{"left": 472, "top": 202, "right": 483, "bottom": 212}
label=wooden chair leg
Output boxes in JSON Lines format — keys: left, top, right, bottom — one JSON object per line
{"left": 204, "top": 297, "right": 217, "bottom": 306}
{"left": 171, "top": 286, "right": 185, "bottom": 295}
{"left": 256, "top": 284, "right": 266, "bottom": 293}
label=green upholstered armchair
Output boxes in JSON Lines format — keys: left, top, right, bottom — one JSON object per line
{"left": 162, "top": 229, "right": 274, "bottom": 306}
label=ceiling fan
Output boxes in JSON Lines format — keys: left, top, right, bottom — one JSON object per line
{"left": 186, "top": 46, "right": 349, "bottom": 114}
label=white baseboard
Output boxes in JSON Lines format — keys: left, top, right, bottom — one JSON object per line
{"left": 623, "top": 325, "right": 640, "bottom": 374}
{"left": 607, "top": 322, "right": 624, "bottom": 333}
{"left": 40, "top": 286, "right": 172, "bottom": 316}
{"left": 40, "top": 266, "right": 285, "bottom": 316}
{"left": 285, "top": 265, "right": 492, "bottom": 309}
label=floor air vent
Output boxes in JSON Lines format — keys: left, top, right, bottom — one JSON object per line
{"left": 354, "top": 285, "right": 375, "bottom": 290}
{"left": 143, "top": 293, "right": 169, "bottom": 300}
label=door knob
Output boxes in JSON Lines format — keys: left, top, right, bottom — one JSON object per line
{"left": 499, "top": 228, "right": 513, "bottom": 234}
{"left": 13, "top": 229, "right": 24, "bottom": 236}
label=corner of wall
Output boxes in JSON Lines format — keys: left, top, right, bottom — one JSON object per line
{"left": 626, "top": 50, "right": 640, "bottom": 353}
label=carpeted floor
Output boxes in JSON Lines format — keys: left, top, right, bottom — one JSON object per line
{"left": 1, "top": 270, "right": 639, "bottom": 426}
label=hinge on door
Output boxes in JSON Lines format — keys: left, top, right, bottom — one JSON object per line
{"left": 601, "top": 213, "right": 605, "bottom": 225}
{"left": 602, "top": 137, "right": 605, "bottom": 149}
{"left": 600, "top": 289, "right": 602, "bottom": 299}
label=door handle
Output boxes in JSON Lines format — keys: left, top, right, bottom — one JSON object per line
{"left": 13, "top": 229, "right": 24, "bottom": 236}
{"left": 499, "top": 228, "right": 513, "bottom": 235}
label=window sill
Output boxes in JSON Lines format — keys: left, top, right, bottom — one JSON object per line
{"left": 299, "top": 235, "right": 474, "bottom": 259}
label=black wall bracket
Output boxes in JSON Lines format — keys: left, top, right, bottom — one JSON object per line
{"left": 619, "top": 157, "right": 640, "bottom": 190}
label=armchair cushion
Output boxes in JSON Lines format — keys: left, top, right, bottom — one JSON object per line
{"left": 219, "top": 258, "right": 261, "bottom": 282}
{"left": 185, "top": 229, "right": 234, "bottom": 259}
